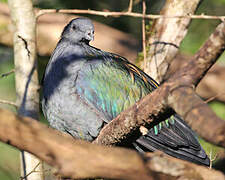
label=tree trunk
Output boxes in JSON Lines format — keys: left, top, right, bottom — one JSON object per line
{"left": 7, "top": 0, "right": 43, "bottom": 179}
{"left": 145, "top": 0, "right": 201, "bottom": 82}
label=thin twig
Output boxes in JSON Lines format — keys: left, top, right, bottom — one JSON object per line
{"left": 142, "top": 0, "right": 147, "bottom": 71}
{"left": 0, "top": 99, "right": 17, "bottom": 107}
{"left": 36, "top": 8, "right": 225, "bottom": 21}
{"left": 205, "top": 92, "right": 225, "bottom": 103}
{"left": 0, "top": 69, "right": 15, "bottom": 78}
{"left": 20, "top": 162, "right": 41, "bottom": 180}
{"left": 209, "top": 148, "right": 218, "bottom": 169}
{"left": 128, "top": 0, "right": 133, "bottom": 12}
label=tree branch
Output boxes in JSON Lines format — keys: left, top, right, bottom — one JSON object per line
{"left": 94, "top": 22, "right": 225, "bottom": 148}
{"left": 128, "top": 0, "right": 133, "bottom": 13}
{"left": 145, "top": 0, "right": 201, "bottom": 82}
{"left": 167, "top": 54, "right": 225, "bottom": 103}
{"left": 0, "top": 108, "right": 153, "bottom": 180}
{"left": 8, "top": 0, "right": 39, "bottom": 119}
{"left": 0, "top": 99, "right": 17, "bottom": 107}
{"left": 35, "top": 7, "right": 225, "bottom": 21}
{"left": 8, "top": 0, "right": 43, "bottom": 179}
{"left": 177, "top": 22, "right": 225, "bottom": 86}
{"left": 146, "top": 152, "right": 225, "bottom": 180}
{"left": 167, "top": 22, "right": 225, "bottom": 147}
{"left": 0, "top": 107, "right": 224, "bottom": 180}
{"left": 168, "top": 87, "right": 225, "bottom": 147}
{"left": 0, "top": 69, "right": 15, "bottom": 78}
{"left": 142, "top": 0, "right": 147, "bottom": 71}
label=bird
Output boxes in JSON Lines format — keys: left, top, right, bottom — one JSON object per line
{"left": 42, "top": 17, "right": 210, "bottom": 166}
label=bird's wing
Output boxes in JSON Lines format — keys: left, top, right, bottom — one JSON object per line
{"left": 75, "top": 47, "right": 209, "bottom": 166}
{"left": 135, "top": 115, "right": 210, "bottom": 166}
{"left": 75, "top": 49, "right": 157, "bottom": 120}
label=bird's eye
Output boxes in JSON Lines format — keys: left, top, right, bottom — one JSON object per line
{"left": 72, "top": 25, "right": 76, "bottom": 30}
{"left": 88, "top": 31, "right": 94, "bottom": 36}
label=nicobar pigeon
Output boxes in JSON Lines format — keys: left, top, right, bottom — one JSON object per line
{"left": 42, "top": 18, "right": 210, "bottom": 166}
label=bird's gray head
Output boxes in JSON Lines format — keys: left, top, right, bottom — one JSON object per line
{"left": 61, "top": 18, "right": 94, "bottom": 44}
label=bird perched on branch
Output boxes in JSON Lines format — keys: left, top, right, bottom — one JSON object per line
{"left": 42, "top": 18, "right": 210, "bottom": 166}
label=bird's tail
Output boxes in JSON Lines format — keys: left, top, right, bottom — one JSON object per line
{"left": 133, "top": 114, "right": 210, "bottom": 166}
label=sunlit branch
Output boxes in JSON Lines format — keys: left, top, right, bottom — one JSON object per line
{"left": 36, "top": 8, "right": 225, "bottom": 21}
{"left": 128, "top": 0, "right": 133, "bottom": 12}
{"left": 0, "top": 99, "right": 17, "bottom": 107}
{"left": 142, "top": 0, "right": 147, "bottom": 71}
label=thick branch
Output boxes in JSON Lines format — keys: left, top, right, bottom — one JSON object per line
{"left": 95, "top": 22, "right": 225, "bottom": 148}
{"left": 8, "top": 0, "right": 43, "bottom": 179}
{"left": 176, "top": 22, "right": 225, "bottom": 86}
{"left": 146, "top": 153, "right": 225, "bottom": 180}
{"left": 8, "top": 0, "right": 39, "bottom": 118}
{"left": 0, "top": 108, "right": 152, "bottom": 180}
{"left": 168, "top": 87, "right": 225, "bottom": 147}
{"left": 166, "top": 22, "right": 225, "bottom": 146}
{"left": 197, "top": 65, "right": 225, "bottom": 102}
{"left": 0, "top": 108, "right": 224, "bottom": 180}
{"left": 168, "top": 54, "right": 225, "bottom": 103}
{"left": 145, "top": 0, "right": 201, "bottom": 82}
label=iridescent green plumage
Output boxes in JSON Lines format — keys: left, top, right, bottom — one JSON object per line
{"left": 76, "top": 50, "right": 172, "bottom": 135}
{"left": 77, "top": 56, "right": 152, "bottom": 119}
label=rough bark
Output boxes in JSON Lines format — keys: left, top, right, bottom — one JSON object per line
{"left": 7, "top": 0, "right": 43, "bottom": 179}
{"left": 95, "top": 22, "right": 225, "bottom": 148}
{"left": 168, "top": 87, "right": 225, "bottom": 147}
{"left": 167, "top": 22, "right": 225, "bottom": 146}
{"left": 0, "top": 108, "right": 224, "bottom": 180}
{"left": 145, "top": 0, "right": 201, "bottom": 82}
{"left": 168, "top": 53, "right": 225, "bottom": 103}
{"left": 146, "top": 153, "right": 225, "bottom": 180}
{"left": 197, "top": 65, "right": 225, "bottom": 102}
{"left": 168, "top": 22, "right": 225, "bottom": 86}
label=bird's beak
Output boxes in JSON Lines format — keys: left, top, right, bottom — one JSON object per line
{"left": 86, "top": 30, "right": 94, "bottom": 41}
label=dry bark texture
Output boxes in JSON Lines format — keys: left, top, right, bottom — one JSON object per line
{"left": 167, "top": 22, "right": 225, "bottom": 147}
{"left": 7, "top": 0, "right": 43, "bottom": 179}
{"left": 0, "top": 108, "right": 224, "bottom": 180}
{"left": 197, "top": 65, "right": 225, "bottom": 102}
{"left": 145, "top": 0, "right": 201, "bottom": 82}
{"left": 168, "top": 54, "right": 225, "bottom": 103}
{"left": 8, "top": 0, "right": 39, "bottom": 117}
